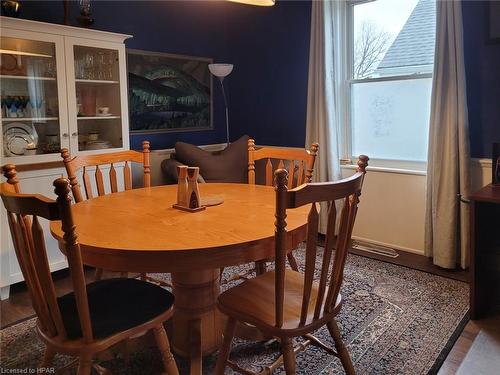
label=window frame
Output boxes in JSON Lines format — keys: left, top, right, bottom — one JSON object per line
{"left": 344, "top": 0, "right": 434, "bottom": 172}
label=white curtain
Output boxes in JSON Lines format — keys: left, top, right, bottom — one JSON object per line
{"left": 305, "top": 0, "right": 346, "bottom": 234}
{"left": 425, "top": 0, "right": 470, "bottom": 269}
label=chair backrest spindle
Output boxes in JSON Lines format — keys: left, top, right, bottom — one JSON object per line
{"left": 299, "top": 202, "right": 319, "bottom": 325}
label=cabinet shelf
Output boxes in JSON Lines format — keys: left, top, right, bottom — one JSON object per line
{"left": 77, "top": 115, "right": 120, "bottom": 120}
{"left": 75, "top": 79, "right": 119, "bottom": 85}
{"left": 1, "top": 117, "right": 58, "bottom": 122}
{"left": 0, "top": 75, "right": 56, "bottom": 81}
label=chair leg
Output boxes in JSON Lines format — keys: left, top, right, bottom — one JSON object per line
{"left": 153, "top": 324, "right": 179, "bottom": 375}
{"left": 219, "top": 267, "right": 225, "bottom": 282}
{"left": 287, "top": 252, "right": 299, "bottom": 271}
{"left": 255, "top": 260, "right": 267, "bottom": 275}
{"left": 281, "top": 337, "right": 296, "bottom": 375}
{"left": 77, "top": 355, "right": 93, "bottom": 375}
{"left": 214, "top": 317, "right": 237, "bottom": 375}
{"left": 39, "top": 346, "right": 55, "bottom": 368}
{"left": 94, "top": 268, "right": 103, "bottom": 281}
{"left": 327, "top": 320, "right": 355, "bottom": 375}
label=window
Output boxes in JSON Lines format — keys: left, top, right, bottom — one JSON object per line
{"left": 347, "top": 0, "right": 436, "bottom": 166}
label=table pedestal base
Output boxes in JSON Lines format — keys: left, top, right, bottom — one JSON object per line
{"left": 171, "top": 269, "right": 223, "bottom": 375}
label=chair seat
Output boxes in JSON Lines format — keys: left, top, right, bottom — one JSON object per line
{"left": 218, "top": 269, "right": 341, "bottom": 332}
{"left": 58, "top": 278, "right": 174, "bottom": 339}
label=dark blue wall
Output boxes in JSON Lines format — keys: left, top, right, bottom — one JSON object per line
{"left": 10, "top": 1, "right": 499, "bottom": 157}
{"left": 225, "top": 1, "right": 311, "bottom": 147}
{"left": 15, "top": 1, "right": 230, "bottom": 150}
{"left": 13, "top": 0, "right": 311, "bottom": 150}
{"left": 462, "top": 0, "right": 500, "bottom": 158}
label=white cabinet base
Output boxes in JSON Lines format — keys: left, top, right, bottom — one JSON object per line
{"left": 1, "top": 286, "right": 10, "bottom": 300}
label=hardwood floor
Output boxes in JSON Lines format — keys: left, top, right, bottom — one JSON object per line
{"left": 439, "top": 315, "right": 500, "bottom": 375}
{"left": 455, "top": 315, "right": 500, "bottom": 374}
{"left": 1, "top": 249, "right": 490, "bottom": 374}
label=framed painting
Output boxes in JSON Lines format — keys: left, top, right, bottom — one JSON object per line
{"left": 127, "top": 49, "right": 213, "bottom": 134}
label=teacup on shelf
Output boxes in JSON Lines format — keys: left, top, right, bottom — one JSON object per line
{"left": 97, "top": 107, "right": 110, "bottom": 116}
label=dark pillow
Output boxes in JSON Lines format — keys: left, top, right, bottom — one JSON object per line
{"left": 174, "top": 135, "right": 249, "bottom": 183}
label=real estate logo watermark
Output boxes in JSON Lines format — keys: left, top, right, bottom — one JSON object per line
{"left": 0, "top": 368, "right": 55, "bottom": 374}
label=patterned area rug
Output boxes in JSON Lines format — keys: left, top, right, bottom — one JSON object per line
{"left": 1, "top": 247, "right": 469, "bottom": 374}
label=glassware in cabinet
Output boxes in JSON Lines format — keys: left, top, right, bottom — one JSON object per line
{"left": 72, "top": 45, "right": 123, "bottom": 151}
{"left": 1, "top": 36, "right": 63, "bottom": 157}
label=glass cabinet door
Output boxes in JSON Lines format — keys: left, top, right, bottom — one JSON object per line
{"left": 70, "top": 43, "right": 124, "bottom": 152}
{"left": 0, "top": 32, "right": 67, "bottom": 161}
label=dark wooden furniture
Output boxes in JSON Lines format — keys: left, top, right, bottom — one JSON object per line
{"left": 0, "top": 173, "right": 178, "bottom": 375}
{"left": 470, "top": 184, "right": 500, "bottom": 320}
{"left": 215, "top": 156, "right": 368, "bottom": 375}
{"left": 49, "top": 183, "right": 310, "bottom": 375}
{"left": 61, "top": 141, "right": 152, "bottom": 282}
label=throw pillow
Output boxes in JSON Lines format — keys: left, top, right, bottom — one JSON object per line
{"left": 174, "top": 135, "right": 249, "bottom": 183}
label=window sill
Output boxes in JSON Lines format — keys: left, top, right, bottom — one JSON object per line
{"left": 340, "top": 164, "right": 427, "bottom": 176}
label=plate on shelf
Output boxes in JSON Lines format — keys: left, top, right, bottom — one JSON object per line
{"left": 3, "top": 122, "right": 38, "bottom": 156}
{"left": 85, "top": 140, "right": 113, "bottom": 150}
{"left": 95, "top": 113, "right": 113, "bottom": 117}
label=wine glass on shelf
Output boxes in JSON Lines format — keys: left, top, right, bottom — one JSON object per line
{"left": 20, "top": 96, "right": 29, "bottom": 117}
{"left": 4, "top": 96, "right": 14, "bottom": 117}
{"left": 83, "top": 52, "right": 95, "bottom": 80}
{"left": 106, "top": 51, "right": 115, "bottom": 80}
{"left": 97, "top": 51, "right": 108, "bottom": 80}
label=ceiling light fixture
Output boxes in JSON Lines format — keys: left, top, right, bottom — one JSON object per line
{"left": 227, "top": 0, "right": 275, "bottom": 6}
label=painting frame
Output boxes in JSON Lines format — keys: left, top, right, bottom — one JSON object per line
{"left": 127, "top": 48, "right": 213, "bottom": 135}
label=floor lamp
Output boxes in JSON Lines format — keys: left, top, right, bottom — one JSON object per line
{"left": 209, "top": 63, "right": 234, "bottom": 146}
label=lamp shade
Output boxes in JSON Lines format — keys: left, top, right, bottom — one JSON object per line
{"left": 208, "top": 63, "right": 234, "bottom": 78}
{"left": 228, "top": 0, "right": 275, "bottom": 6}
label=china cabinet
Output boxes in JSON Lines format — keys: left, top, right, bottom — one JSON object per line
{"left": 0, "top": 16, "right": 132, "bottom": 299}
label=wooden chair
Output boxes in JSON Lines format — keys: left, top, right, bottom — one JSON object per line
{"left": 0, "top": 173, "right": 179, "bottom": 375}
{"left": 248, "top": 138, "right": 319, "bottom": 189}
{"left": 248, "top": 138, "right": 319, "bottom": 273}
{"left": 60, "top": 141, "right": 159, "bottom": 283}
{"left": 215, "top": 155, "right": 369, "bottom": 375}
{"left": 221, "top": 139, "right": 319, "bottom": 285}
{"left": 60, "top": 141, "right": 151, "bottom": 203}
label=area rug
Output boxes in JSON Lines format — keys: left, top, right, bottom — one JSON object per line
{"left": 0, "top": 246, "right": 469, "bottom": 374}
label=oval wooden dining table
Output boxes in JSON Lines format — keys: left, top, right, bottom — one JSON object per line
{"left": 50, "top": 183, "right": 309, "bottom": 374}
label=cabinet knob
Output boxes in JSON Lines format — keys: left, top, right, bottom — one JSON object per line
{"left": 62, "top": 133, "right": 69, "bottom": 138}
{"left": 71, "top": 132, "right": 78, "bottom": 137}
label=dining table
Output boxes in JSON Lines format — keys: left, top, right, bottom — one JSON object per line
{"left": 50, "top": 182, "right": 309, "bottom": 374}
